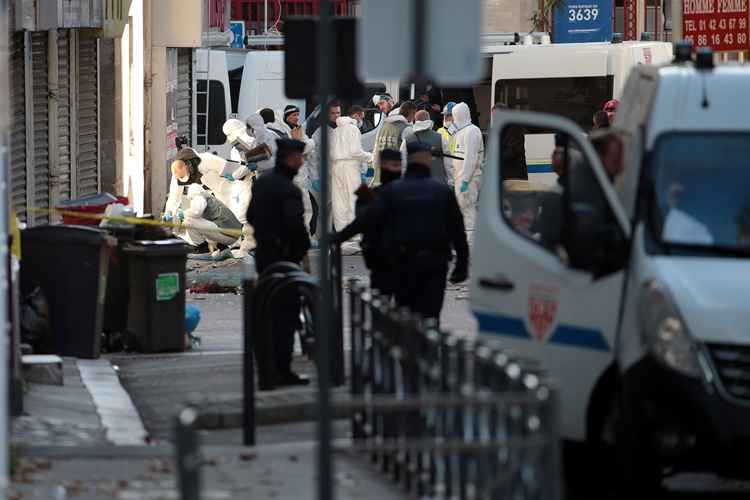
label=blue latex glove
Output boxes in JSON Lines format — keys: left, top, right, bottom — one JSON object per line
{"left": 248, "top": 162, "right": 258, "bottom": 172}
{"left": 365, "top": 166, "right": 375, "bottom": 178}
{"left": 460, "top": 181, "right": 469, "bottom": 194}
{"left": 311, "top": 179, "right": 321, "bottom": 192}
{"left": 222, "top": 173, "right": 235, "bottom": 181}
{"left": 177, "top": 209, "right": 185, "bottom": 223}
{"left": 163, "top": 211, "right": 173, "bottom": 222}
{"left": 361, "top": 173, "right": 367, "bottom": 185}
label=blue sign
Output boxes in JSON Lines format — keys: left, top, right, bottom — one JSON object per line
{"left": 553, "top": 1, "right": 612, "bottom": 43}
{"left": 230, "top": 21, "right": 245, "bottom": 48}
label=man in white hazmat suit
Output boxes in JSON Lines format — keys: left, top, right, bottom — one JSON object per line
{"left": 281, "top": 104, "right": 317, "bottom": 233}
{"left": 224, "top": 118, "right": 263, "bottom": 256}
{"left": 181, "top": 183, "right": 242, "bottom": 249}
{"left": 245, "top": 113, "right": 277, "bottom": 175}
{"left": 451, "top": 102, "right": 484, "bottom": 233}
{"left": 331, "top": 114, "right": 372, "bottom": 232}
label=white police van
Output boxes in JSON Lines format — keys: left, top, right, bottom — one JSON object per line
{"left": 471, "top": 44, "right": 750, "bottom": 492}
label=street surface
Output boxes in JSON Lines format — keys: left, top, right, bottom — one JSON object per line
{"left": 112, "top": 253, "right": 750, "bottom": 498}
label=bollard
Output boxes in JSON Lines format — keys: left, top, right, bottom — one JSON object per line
{"left": 175, "top": 406, "right": 202, "bottom": 500}
{"left": 243, "top": 278, "right": 256, "bottom": 446}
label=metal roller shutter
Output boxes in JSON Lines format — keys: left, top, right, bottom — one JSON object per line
{"left": 10, "top": 32, "right": 26, "bottom": 223}
{"left": 176, "top": 48, "right": 193, "bottom": 141}
{"left": 31, "top": 32, "right": 50, "bottom": 225}
{"left": 76, "top": 33, "right": 99, "bottom": 196}
{"left": 56, "top": 30, "right": 73, "bottom": 203}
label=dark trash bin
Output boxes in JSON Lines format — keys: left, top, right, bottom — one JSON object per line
{"left": 20, "top": 225, "right": 115, "bottom": 358}
{"left": 102, "top": 224, "right": 137, "bottom": 337}
{"left": 124, "top": 239, "right": 190, "bottom": 353}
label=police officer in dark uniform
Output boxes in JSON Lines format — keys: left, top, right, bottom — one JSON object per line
{"left": 353, "top": 148, "right": 403, "bottom": 297}
{"left": 247, "top": 138, "right": 311, "bottom": 386}
{"left": 334, "top": 142, "right": 469, "bottom": 320}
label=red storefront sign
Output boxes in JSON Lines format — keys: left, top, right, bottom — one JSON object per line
{"left": 683, "top": 0, "right": 750, "bottom": 51}
{"left": 624, "top": 0, "right": 638, "bottom": 40}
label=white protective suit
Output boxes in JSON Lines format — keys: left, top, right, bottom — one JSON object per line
{"left": 225, "top": 119, "right": 260, "bottom": 256}
{"left": 245, "top": 113, "right": 278, "bottom": 175}
{"left": 330, "top": 116, "right": 372, "bottom": 231}
{"left": 182, "top": 184, "right": 239, "bottom": 247}
{"left": 451, "top": 102, "right": 484, "bottom": 232}
{"left": 280, "top": 120, "right": 317, "bottom": 232}
{"left": 164, "top": 150, "right": 234, "bottom": 218}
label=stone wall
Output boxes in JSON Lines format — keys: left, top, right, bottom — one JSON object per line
{"left": 482, "top": 0, "right": 539, "bottom": 33}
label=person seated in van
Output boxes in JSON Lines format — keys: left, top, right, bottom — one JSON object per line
{"left": 661, "top": 181, "right": 714, "bottom": 245}
{"left": 503, "top": 180, "right": 543, "bottom": 241}
{"left": 603, "top": 99, "right": 619, "bottom": 124}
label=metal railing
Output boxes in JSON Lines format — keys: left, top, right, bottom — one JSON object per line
{"left": 345, "top": 281, "right": 563, "bottom": 500}
{"left": 242, "top": 257, "right": 345, "bottom": 445}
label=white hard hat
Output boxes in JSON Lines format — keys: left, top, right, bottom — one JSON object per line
{"left": 222, "top": 118, "right": 246, "bottom": 138}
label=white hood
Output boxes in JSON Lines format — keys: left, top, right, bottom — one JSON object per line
{"left": 452, "top": 102, "right": 472, "bottom": 129}
{"left": 385, "top": 113, "right": 408, "bottom": 125}
{"left": 336, "top": 116, "right": 358, "bottom": 128}
{"left": 412, "top": 119, "right": 435, "bottom": 133}
{"left": 654, "top": 257, "right": 750, "bottom": 344}
{"left": 245, "top": 114, "right": 265, "bottom": 137}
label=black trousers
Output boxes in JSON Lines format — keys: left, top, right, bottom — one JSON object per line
{"left": 393, "top": 261, "right": 448, "bottom": 321}
{"left": 272, "top": 288, "right": 300, "bottom": 375}
{"left": 256, "top": 250, "right": 301, "bottom": 376}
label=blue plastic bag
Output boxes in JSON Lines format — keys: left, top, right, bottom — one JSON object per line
{"left": 185, "top": 305, "right": 202, "bottom": 349}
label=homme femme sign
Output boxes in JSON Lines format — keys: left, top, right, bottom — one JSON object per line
{"left": 684, "top": 0, "right": 748, "bottom": 14}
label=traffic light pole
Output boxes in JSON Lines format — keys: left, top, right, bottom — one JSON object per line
{"left": 316, "top": 1, "right": 334, "bottom": 500}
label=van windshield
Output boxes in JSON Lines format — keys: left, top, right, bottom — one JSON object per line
{"left": 651, "top": 133, "right": 750, "bottom": 253}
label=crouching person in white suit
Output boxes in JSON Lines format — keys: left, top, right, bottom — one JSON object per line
{"left": 181, "top": 184, "right": 243, "bottom": 251}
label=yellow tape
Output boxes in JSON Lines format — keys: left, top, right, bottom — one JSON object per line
{"left": 27, "top": 207, "right": 243, "bottom": 238}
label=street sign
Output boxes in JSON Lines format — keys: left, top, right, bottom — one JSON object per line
{"left": 553, "top": 0, "right": 613, "bottom": 43}
{"left": 683, "top": 0, "right": 750, "bottom": 52}
{"left": 284, "top": 18, "right": 365, "bottom": 99}
{"left": 357, "top": 0, "right": 482, "bottom": 85}
{"left": 229, "top": 20, "right": 245, "bottom": 48}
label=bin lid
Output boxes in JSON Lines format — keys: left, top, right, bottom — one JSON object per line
{"left": 57, "top": 192, "right": 120, "bottom": 208}
{"left": 123, "top": 238, "right": 191, "bottom": 257}
{"left": 21, "top": 224, "right": 115, "bottom": 245}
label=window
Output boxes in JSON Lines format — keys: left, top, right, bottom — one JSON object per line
{"left": 228, "top": 66, "right": 244, "bottom": 114}
{"left": 650, "top": 133, "right": 750, "bottom": 251}
{"left": 196, "top": 79, "right": 227, "bottom": 146}
{"left": 495, "top": 76, "right": 614, "bottom": 132}
{"left": 499, "top": 126, "right": 619, "bottom": 273}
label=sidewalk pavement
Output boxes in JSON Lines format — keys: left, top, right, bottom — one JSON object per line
{"left": 10, "top": 358, "right": 404, "bottom": 499}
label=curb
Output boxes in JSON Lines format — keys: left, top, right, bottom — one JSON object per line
{"left": 191, "top": 387, "right": 351, "bottom": 429}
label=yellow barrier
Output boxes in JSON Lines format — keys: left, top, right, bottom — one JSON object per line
{"left": 27, "top": 207, "right": 243, "bottom": 239}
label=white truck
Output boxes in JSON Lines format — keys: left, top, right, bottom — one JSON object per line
{"left": 192, "top": 48, "right": 306, "bottom": 158}
{"left": 471, "top": 45, "right": 750, "bottom": 492}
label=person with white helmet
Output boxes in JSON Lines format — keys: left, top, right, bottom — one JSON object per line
{"left": 451, "top": 102, "right": 484, "bottom": 234}
{"left": 223, "top": 118, "right": 262, "bottom": 256}
{"left": 245, "top": 113, "right": 278, "bottom": 175}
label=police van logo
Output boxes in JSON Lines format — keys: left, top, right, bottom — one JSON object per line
{"left": 527, "top": 284, "right": 559, "bottom": 342}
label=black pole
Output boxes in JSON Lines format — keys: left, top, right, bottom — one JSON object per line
{"left": 243, "top": 278, "right": 256, "bottom": 446}
{"left": 316, "top": 0, "right": 334, "bottom": 498}
{"left": 175, "top": 407, "right": 201, "bottom": 500}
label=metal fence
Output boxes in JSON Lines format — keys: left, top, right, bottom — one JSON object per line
{"left": 345, "top": 281, "right": 563, "bottom": 500}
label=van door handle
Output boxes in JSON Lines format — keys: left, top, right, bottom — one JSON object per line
{"left": 479, "top": 277, "right": 515, "bottom": 291}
